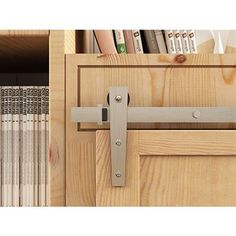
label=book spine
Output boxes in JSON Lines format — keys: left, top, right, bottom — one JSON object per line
{"left": 7, "top": 86, "right": 13, "bottom": 206}
{"left": 153, "top": 30, "right": 167, "bottom": 53}
{"left": 0, "top": 86, "right": 1, "bottom": 207}
{"left": 2, "top": 87, "right": 8, "bottom": 206}
{"left": 38, "top": 86, "right": 42, "bottom": 206}
{"left": 29, "top": 86, "right": 34, "bottom": 206}
{"left": 93, "top": 34, "right": 101, "bottom": 53}
{"left": 21, "top": 87, "right": 27, "bottom": 206}
{"left": 19, "top": 87, "right": 23, "bottom": 206}
{"left": 34, "top": 86, "right": 39, "bottom": 206}
{"left": 45, "top": 86, "right": 49, "bottom": 206}
{"left": 123, "top": 30, "right": 135, "bottom": 53}
{"left": 114, "top": 30, "right": 127, "bottom": 53}
{"left": 93, "top": 30, "right": 117, "bottom": 54}
{"left": 164, "top": 30, "right": 176, "bottom": 54}
{"left": 143, "top": 30, "right": 159, "bottom": 53}
{"left": 174, "top": 30, "right": 183, "bottom": 53}
{"left": 188, "top": 30, "right": 197, "bottom": 53}
{"left": 22, "top": 87, "right": 27, "bottom": 206}
{"left": 180, "top": 30, "right": 190, "bottom": 53}
{"left": 132, "top": 30, "right": 144, "bottom": 53}
{"left": 39, "top": 86, "right": 46, "bottom": 206}
{"left": 12, "top": 87, "right": 20, "bottom": 206}
{"left": 26, "top": 87, "right": 30, "bottom": 206}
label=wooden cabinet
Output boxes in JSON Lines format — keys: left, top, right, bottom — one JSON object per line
{"left": 0, "top": 30, "right": 77, "bottom": 206}
{"left": 65, "top": 54, "right": 236, "bottom": 206}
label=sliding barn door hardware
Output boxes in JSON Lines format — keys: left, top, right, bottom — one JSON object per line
{"left": 71, "top": 87, "right": 236, "bottom": 187}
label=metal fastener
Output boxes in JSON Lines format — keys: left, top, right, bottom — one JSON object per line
{"left": 115, "top": 95, "right": 122, "bottom": 103}
{"left": 192, "top": 110, "right": 201, "bottom": 119}
{"left": 115, "top": 171, "right": 122, "bottom": 178}
{"left": 115, "top": 139, "right": 122, "bottom": 146}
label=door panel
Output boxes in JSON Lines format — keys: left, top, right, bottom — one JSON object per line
{"left": 140, "top": 156, "right": 236, "bottom": 206}
{"left": 80, "top": 67, "right": 236, "bottom": 130}
{"left": 96, "top": 130, "right": 236, "bottom": 206}
{"left": 66, "top": 54, "right": 236, "bottom": 206}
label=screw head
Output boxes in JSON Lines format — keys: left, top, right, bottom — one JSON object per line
{"left": 115, "top": 95, "right": 122, "bottom": 103}
{"left": 192, "top": 110, "right": 201, "bottom": 119}
{"left": 115, "top": 171, "right": 122, "bottom": 178}
{"left": 115, "top": 139, "right": 122, "bottom": 146}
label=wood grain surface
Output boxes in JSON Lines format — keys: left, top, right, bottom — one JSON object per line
{"left": 66, "top": 54, "right": 236, "bottom": 206}
{"left": 49, "top": 30, "right": 76, "bottom": 206}
{"left": 96, "top": 130, "right": 236, "bottom": 206}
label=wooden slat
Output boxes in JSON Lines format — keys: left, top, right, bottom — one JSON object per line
{"left": 49, "top": 30, "right": 76, "bottom": 206}
{"left": 0, "top": 30, "right": 49, "bottom": 36}
{"left": 140, "top": 155, "right": 236, "bottom": 206}
{"left": 67, "top": 54, "right": 236, "bottom": 66}
{"left": 66, "top": 132, "right": 96, "bottom": 206}
{"left": 139, "top": 130, "right": 236, "bottom": 155}
{"left": 66, "top": 52, "right": 97, "bottom": 206}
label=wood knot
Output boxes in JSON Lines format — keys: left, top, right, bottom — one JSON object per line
{"left": 175, "top": 54, "right": 186, "bottom": 64}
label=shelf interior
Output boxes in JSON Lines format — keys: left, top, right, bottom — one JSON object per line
{"left": 0, "top": 34, "right": 49, "bottom": 73}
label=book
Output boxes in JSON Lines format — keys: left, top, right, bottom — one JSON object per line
{"left": 19, "top": 87, "right": 23, "bottom": 206}
{"left": 132, "top": 30, "right": 144, "bottom": 53}
{"left": 94, "top": 30, "right": 117, "bottom": 54}
{"left": 0, "top": 73, "right": 48, "bottom": 207}
{"left": 188, "top": 30, "right": 197, "bottom": 53}
{"left": 12, "top": 86, "right": 20, "bottom": 206}
{"left": 225, "top": 31, "right": 236, "bottom": 53}
{"left": 2, "top": 87, "right": 8, "bottom": 206}
{"left": 26, "top": 86, "right": 32, "bottom": 206}
{"left": 195, "top": 30, "right": 214, "bottom": 53}
{"left": 114, "top": 30, "right": 127, "bottom": 53}
{"left": 93, "top": 33, "right": 101, "bottom": 53}
{"left": 0, "top": 86, "right": 1, "bottom": 206}
{"left": 29, "top": 86, "right": 34, "bottom": 206}
{"left": 33, "top": 86, "right": 39, "bottom": 206}
{"left": 7, "top": 86, "right": 13, "bottom": 206}
{"left": 78, "top": 30, "right": 101, "bottom": 53}
{"left": 164, "top": 30, "right": 176, "bottom": 54}
{"left": 38, "top": 86, "right": 42, "bottom": 206}
{"left": 143, "top": 30, "right": 159, "bottom": 53}
{"left": 180, "top": 30, "right": 190, "bottom": 53}
{"left": 211, "top": 31, "right": 224, "bottom": 54}
{"left": 153, "top": 30, "right": 167, "bottom": 53}
{"left": 124, "top": 30, "right": 135, "bottom": 53}
{"left": 45, "top": 86, "right": 49, "bottom": 206}
{"left": 39, "top": 86, "right": 46, "bottom": 206}
{"left": 174, "top": 30, "right": 183, "bottom": 53}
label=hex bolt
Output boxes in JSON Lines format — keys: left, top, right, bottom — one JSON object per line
{"left": 192, "top": 110, "right": 201, "bottom": 119}
{"left": 115, "top": 171, "right": 122, "bottom": 178}
{"left": 115, "top": 95, "right": 122, "bottom": 103}
{"left": 115, "top": 139, "right": 122, "bottom": 146}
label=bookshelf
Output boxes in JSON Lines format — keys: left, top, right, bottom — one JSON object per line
{"left": 1, "top": 30, "right": 236, "bottom": 206}
{"left": 0, "top": 30, "right": 77, "bottom": 206}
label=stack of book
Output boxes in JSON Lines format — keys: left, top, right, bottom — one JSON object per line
{"left": 0, "top": 74, "right": 49, "bottom": 207}
{"left": 88, "top": 30, "right": 198, "bottom": 54}
{"left": 81, "top": 30, "right": 236, "bottom": 54}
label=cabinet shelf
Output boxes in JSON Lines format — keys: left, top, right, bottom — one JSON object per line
{"left": 0, "top": 33, "right": 49, "bottom": 72}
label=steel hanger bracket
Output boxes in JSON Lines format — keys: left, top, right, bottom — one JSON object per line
{"left": 71, "top": 87, "right": 236, "bottom": 187}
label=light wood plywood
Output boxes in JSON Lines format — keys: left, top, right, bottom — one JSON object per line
{"left": 49, "top": 30, "right": 76, "bottom": 206}
{"left": 96, "top": 130, "right": 236, "bottom": 206}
